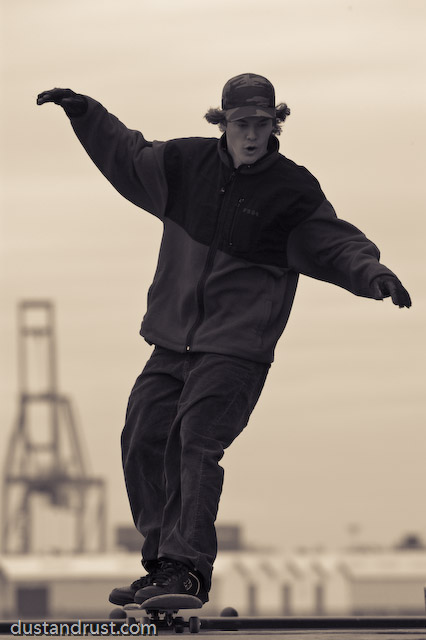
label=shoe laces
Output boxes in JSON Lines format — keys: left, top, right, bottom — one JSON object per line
{"left": 131, "top": 564, "right": 161, "bottom": 590}
{"left": 130, "top": 575, "right": 151, "bottom": 590}
{"left": 152, "top": 559, "right": 187, "bottom": 586}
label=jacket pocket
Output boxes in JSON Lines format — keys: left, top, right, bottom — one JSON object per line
{"left": 228, "top": 198, "right": 261, "bottom": 252}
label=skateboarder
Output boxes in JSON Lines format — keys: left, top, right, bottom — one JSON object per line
{"left": 37, "top": 73, "right": 411, "bottom": 607}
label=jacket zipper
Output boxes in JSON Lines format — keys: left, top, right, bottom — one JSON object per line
{"left": 185, "top": 172, "right": 237, "bottom": 351}
{"left": 228, "top": 198, "right": 245, "bottom": 247}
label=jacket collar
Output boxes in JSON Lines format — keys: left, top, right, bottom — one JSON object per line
{"left": 217, "top": 133, "right": 280, "bottom": 174}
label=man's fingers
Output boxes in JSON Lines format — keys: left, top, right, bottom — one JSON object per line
{"left": 396, "top": 286, "right": 412, "bottom": 308}
{"left": 388, "top": 280, "right": 412, "bottom": 308}
{"left": 37, "top": 88, "right": 88, "bottom": 117}
{"left": 36, "top": 88, "right": 73, "bottom": 106}
{"left": 37, "top": 91, "right": 55, "bottom": 105}
{"left": 372, "top": 277, "right": 412, "bottom": 308}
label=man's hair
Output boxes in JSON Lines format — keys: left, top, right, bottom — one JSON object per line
{"left": 204, "top": 103, "right": 291, "bottom": 135}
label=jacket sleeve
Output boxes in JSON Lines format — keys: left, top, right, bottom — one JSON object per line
{"left": 287, "top": 199, "right": 397, "bottom": 298}
{"left": 68, "top": 96, "right": 168, "bottom": 219}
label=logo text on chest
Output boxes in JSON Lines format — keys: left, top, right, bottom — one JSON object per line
{"left": 242, "top": 207, "right": 260, "bottom": 218}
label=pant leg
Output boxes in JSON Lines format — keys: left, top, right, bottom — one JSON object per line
{"left": 121, "top": 347, "right": 184, "bottom": 563}
{"left": 158, "top": 352, "right": 270, "bottom": 590}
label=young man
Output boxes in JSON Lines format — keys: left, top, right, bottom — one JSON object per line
{"left": 37, "top": 73, "right": 411, "bottom": 606}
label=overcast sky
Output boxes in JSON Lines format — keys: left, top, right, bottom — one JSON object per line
{"left": 1, "top": 0, "right": 425, "bottom": 553}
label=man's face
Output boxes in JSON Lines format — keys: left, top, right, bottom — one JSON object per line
{"left": 225, "top": 116, "right": 274, "bottom": 168}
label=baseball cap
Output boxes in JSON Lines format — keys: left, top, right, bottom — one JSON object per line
{"left": 222, "top": 73, "right": 276, "bottom": 121}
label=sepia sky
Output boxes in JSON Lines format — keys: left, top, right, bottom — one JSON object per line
{"left": 1, "top": 0, "right": 425, "bottom": 553}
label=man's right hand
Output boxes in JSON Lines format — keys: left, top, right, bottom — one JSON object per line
{"left": 37, "top": 88, "right": 88, "bottom": 117}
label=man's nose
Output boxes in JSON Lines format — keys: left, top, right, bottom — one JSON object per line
{"left": 246, "top": 127, "right": 257, "bottom": 140}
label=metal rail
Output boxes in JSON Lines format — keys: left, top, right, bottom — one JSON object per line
{"left": 1, "top": 616, "right": 426, "bottom": 634}
{"left": 200, "top": 615, "right": 426, "bottom": 630}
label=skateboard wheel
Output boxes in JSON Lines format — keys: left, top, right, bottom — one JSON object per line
{"left": 109, "top": 608, "right": 126, "bottom": 619}
{"left": 188, "top": 616, "right": 201, "bottom": 633}
{"left": 174, "top": 615, "right": 184, "bottom": 633}
{"left": 220, "top": 606, "right": 238, "bottom": 617}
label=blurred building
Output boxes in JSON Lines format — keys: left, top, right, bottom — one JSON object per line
{"left": 2, "top": 549, "right": 426, "bottom": 619}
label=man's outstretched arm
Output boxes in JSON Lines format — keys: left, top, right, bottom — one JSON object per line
{"left": 37, "top": 88, "right": 168, "bottom": 218}
{"left": 287, "top": 200, "right": 412, "bottom": 308}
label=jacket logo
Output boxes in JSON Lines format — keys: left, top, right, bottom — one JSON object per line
{"left": 242, "top": 207, "right": 260, "bottom": 218}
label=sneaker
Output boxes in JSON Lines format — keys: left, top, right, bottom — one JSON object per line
{"left": 134, "top": 558, "right": 208, "bottom": 604}
{"left": 109, "top": 562, "right": 161, "bottom": 605}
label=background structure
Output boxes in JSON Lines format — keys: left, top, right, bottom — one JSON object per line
{"left": 1, "top": 0, "right": 425, "bottom": 553}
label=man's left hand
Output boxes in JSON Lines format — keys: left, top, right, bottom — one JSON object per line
{"left": 372, "top": 276, "right": 412, "bottom": 308}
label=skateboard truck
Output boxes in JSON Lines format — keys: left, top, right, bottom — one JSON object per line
{"left": 110, "top": 594, "right": 203, "bottom": 633}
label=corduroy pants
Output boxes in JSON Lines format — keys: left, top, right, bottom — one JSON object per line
{"left": 121, "top": 346, "right": 270, "bottom": 590}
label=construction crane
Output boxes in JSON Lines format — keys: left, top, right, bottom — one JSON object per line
{"left": 1, "top": 300, "right": 107, "bottom": 554}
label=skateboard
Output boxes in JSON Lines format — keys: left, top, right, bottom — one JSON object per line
{"left": 110, "top": 594, "right": 203, "bottom": 633}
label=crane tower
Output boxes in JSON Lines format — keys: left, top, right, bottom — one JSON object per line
{"left": 1, "top": 300, "right": 107, "bottom": 554}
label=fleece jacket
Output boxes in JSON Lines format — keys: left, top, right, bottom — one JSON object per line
{"left": 69, "top": 97, "right": 396, "bottom": 363}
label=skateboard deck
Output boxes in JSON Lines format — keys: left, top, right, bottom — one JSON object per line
{"left": 111, "top": 594, "right": 203, "bottom": 633}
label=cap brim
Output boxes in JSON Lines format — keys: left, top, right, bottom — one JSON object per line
{"left": 225, "top": 106, "right": 276, "bottom": 122}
